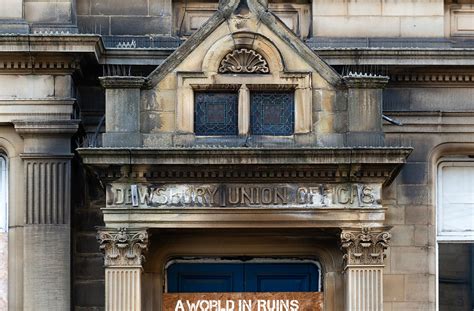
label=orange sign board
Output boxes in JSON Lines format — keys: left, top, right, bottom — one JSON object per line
{"left": 163, "top": 292, "right": 323, "bottom": 311}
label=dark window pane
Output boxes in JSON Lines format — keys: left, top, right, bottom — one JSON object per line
{"left": 250, "top": 91, "right": 294, "bottom": 135}
{"left": 194, "top": 92, "right": 238, "bottom": 136}
{"left": 439, "top": 243, "right": 474, "bottom": 311}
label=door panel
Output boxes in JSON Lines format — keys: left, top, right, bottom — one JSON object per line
{"left": 167, "top": 262, "right": 319, "bottom": 293}
{"left": 167, "top": 263, "right": 244, "bottom": 293}
{"left": 245, "top": 263, "right": 318, "bottom": 292}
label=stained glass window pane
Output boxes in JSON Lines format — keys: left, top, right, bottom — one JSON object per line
{"left": 194, "top": 92, "right": 238, "bottom": 136}
{"left": 250, "top": 91, "right": 294, "bottom": 135}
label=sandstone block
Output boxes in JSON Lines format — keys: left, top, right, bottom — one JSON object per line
{"left": 91, "top": 0, "right": 147, "bottom": 15}
{"left": 25, "top": 1, "right": 72, "bottom": 24}
{"left": 347, "top": 0, "right": 382, "bottom": 16}
{"left": 313, "top": 0, "right": 347, "bottom": 16}
{"left": 0, "top": 0, "right": 23, "bottom": 19}
{"left": 111, "top": 16, "right": 171, "bottom": 35}
{"left": 400, "top": 16, "right": 444, "bottom": 37}
{"left": 382, "top": 0, "right": 443, "bottom": 16}
{"left": 405, "top": 204, "right": 432, "bottom": 225}
{"left": 313, "top": 16, "right": 400, "bottom": 37}
{"left": 77, "top": 15, "right": 110, "bottom": 35}
{"left": 390, "top": 225, "right": 415, "bottom": 246}
{"left": 390, "top": 246, "right": 429, "bottom": 274}
{"left": 384, "top": 274, "right": 405, "bottom": 302}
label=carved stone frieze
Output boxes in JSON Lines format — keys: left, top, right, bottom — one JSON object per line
{"left": 340, "top": 227, "right": 391, "bottom": 266}
{"left": 97, "top": 228, "right": 149, "bottom": 267}
{"left": 218, "top": 49, "right": 269, "bottom": 74}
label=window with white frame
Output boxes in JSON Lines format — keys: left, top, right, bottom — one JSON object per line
{"left": 0, "top": 154, "right": 7, "bottom": 232}
{"left": 437, "top": 161, "right": 474, "bottom": 240}
{"left": 437, "top": 160, "right": 474, "bottom": 311}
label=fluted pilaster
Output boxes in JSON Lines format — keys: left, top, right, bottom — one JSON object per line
{"left": 23, "top": 156, "right": 71, "bottom": 225}
{"left": 341, "top": 227, "right": 391, "bottom": 311}
{"left": 14, "top": 119, "right": 78, "bottom": 310}
{"left": 97, "top": 228, "right": 149, "bottom": 311}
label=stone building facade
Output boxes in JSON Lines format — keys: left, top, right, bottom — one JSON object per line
{"left": 0, "top": 0, "right": 474, "bottom": 310}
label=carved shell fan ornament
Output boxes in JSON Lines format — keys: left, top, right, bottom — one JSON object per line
{"left": 218, "top": 48, "right": 270, "bottom": 74}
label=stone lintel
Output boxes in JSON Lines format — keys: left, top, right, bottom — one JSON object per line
{"left": 102, "top": 208, "right": 387, "bottom": 230}
{"left": 99, "top": 76, "right": 146, "bottom": 89}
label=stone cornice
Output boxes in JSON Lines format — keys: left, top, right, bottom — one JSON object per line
{"left": 316, "top": 48, "right": 474, "bottom": 66}
{"left": 77, "top": 147, "right": 412, "bottom": 185}
{"left": 0, "top": 99, "right": 75, "bottom": 123}
{"left": 384, "top": 111, "right": 474, "bottom": 133}
{"left": 343, "top": 75, "right": 389, "bottom": 89}
{"left": 0, "top": 35, "right": 104, "bottom": 62}
{"left": 99, "top": 76, "right": 146, "bottom": 89}
{"left": 389, "top": 72, "right": 474, "bottom": 85}
{"left": 13, "top": 119, "right": 80, "bottom": 135}
{"left": 0, "top": 54, "right": 80, "bottom": 74}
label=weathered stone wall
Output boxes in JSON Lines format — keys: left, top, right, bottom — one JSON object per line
{"left": 71, "top": 158, "right": 106, "bottom": 310}
{"left": 76, "top": 0, "right": 172, "bottom": 35}
{"left": 381, "top": 81, "right": 474, "bottom": 310}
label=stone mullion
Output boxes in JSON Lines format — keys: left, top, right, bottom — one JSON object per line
{"left": 341, "top": 227, "right": 391, "bottom": 311}
{"left": 97, "top": 228, "right": 149, "bottom": 311}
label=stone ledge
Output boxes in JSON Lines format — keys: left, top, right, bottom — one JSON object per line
{"left": 99, "top": 76, "right": 146, "bottom": 89}
{"left": 13, "top": 119, "right": 80, "bottom": 134}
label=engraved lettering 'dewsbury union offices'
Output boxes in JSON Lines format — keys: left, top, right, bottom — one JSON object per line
{"left": 106, "top": 183, "right": 382, "bottom": 209}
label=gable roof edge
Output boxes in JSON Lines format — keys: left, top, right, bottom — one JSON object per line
{"left": 146, "top": 5, "right": 234, "bottom": 88}
{"left": 254, "top": 8, "right": 342, "bottom": 86}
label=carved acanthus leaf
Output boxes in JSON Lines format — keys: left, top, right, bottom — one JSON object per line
{"left": 340, "top": 227, "right": 391, "bottom": 267}
{"left": 97, "top": 228, "right": 149, "bottom": 267}
{"left": 218, "top": 49, "right": 269, "bottom": 74}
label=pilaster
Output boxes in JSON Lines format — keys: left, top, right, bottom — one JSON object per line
{"left": 99, "top": 76, "right": 145, "bottom": 147}
{"left": 97, "top": 227, "right": 149, "bottom": 311}
{"left": 14, "top": 119, "right": 78, "bottom": 310}
{"left": 341, "top": 227, "right": 391, "bottom": 311}
{"left": 344, "top": 75, "right": 389, "bottom": 147}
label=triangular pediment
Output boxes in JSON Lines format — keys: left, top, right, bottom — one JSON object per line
{"left": 146, "top": 0, "right": 341, "bottom": 88}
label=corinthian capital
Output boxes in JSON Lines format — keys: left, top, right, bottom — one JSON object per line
{"left": 340, "top": 227, "right": 391, "bottom": 267}
{"left": 97, "top": 228, "right": 149, "bottom": 267}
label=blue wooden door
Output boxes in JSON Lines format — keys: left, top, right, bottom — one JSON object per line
{"left": 167, "top": 262, "right": 319, "bottom": 293}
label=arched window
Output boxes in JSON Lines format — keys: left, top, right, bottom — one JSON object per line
{"left": 0, "top": 154, "right": 7, "bottom": 232}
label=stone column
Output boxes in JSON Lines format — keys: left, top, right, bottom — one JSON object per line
{"left": 340, "top": 227, "right": 391, "bottom": 311}
{"left": 99, "top": 76, "right": 145, "bottom": 147}
{"left": 13, "top": 119, "right": 78, "bottom": 310}
{"left": 97, "top": 228, "right": 149, "bottom": 311}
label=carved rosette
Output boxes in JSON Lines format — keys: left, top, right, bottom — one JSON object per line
{"left": 340, "top": 227, "right": 391, "bottom": 267}
{"left": 218, "top": 48, "right": 269, "bottom": 74}
{"left": 97, "top": 228, "right": 149, "bottom": 267}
